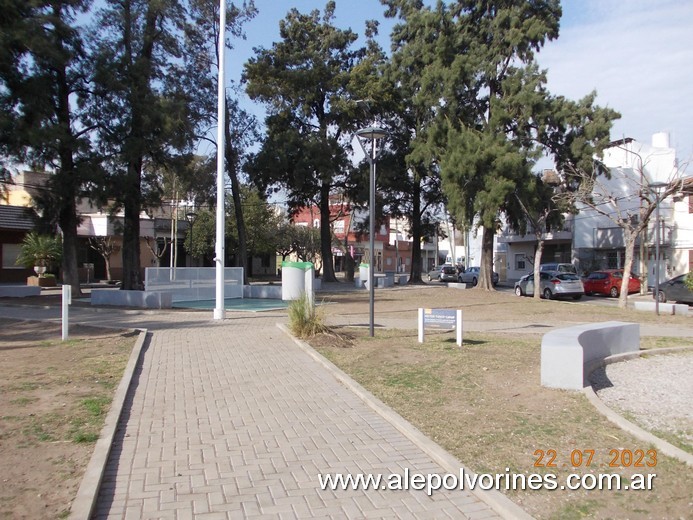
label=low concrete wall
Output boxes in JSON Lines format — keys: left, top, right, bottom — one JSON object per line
{"left": 91, "top": 289, "right": 172, "bottom": 309}
{"left": 541, "top": 321, "right": 640, "bottom": 390}
{"left": 633, "top": 301, "right": 689, "bottom": 316}
{"left": 0, "top": 285, "right": 41, "bottom": 297}
{"left": 375, "top": 274, "right": 394, "bottom": 288}
{"left": 244, "top": 285, "right": 282, "bottom": 299}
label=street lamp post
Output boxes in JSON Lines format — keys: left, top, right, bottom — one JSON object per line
{"left": 186, "top": 211, "right": 196, "bottom": 267}
{"left": 356, "top": 126, "right": 388, "bottom": 337}
{"left": 650, "top": 182, "right": 667, "bottom": 316}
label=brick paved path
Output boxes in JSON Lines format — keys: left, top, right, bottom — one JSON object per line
{"left": 85, "top": 314, "right": 502, "bottom": 519}
{"left": 0, "top": 303, "right": 523, "bottom": 518}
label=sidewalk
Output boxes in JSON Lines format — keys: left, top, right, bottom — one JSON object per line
{"left": 0, "top": 303, "right": 526, "bottom": 519}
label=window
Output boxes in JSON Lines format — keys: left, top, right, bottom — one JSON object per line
{"left": 2, "top": 243, "right": 22, "bottom": 269}
{"left": 515, "top": 254, "right": 526, "bottom": 270}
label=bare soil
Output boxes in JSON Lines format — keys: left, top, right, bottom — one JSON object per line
{"left": 0, "top": 318, "right": 136, "bottom": 519}
{"left": 311, "top": 285, "right": 693, "bottom": 520}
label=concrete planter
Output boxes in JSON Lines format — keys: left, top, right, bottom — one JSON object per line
{"left": 26, "top": 276, "right": 57, "bottom": 287}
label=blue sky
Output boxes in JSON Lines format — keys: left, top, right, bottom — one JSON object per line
{"left": 225, "top": 0, "right": 693, "bottom": 167}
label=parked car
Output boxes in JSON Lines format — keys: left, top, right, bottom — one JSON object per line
{"left": 458, "top": 266, "right": 499, "bottom": 286}
{"left": 427, "top": 264, "right": 457, "bottom": 282}
{"left": 514, "top": 271, "right": 584, "bottom": 300}
{"left": 539, "top": 262, "right": 577, "bottom": 274}
{"left": 439, "top": 265, "right": 459, "bottom": 282}
{"left": 655, "top": 273, "right": 693, "bottom": 303}
{"left": 427, "top": 265, "right": 444, "bottom": 281}
{"left": 582, "top": 269, "right": 640, "bottom": 297}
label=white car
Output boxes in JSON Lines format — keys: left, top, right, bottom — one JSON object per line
{"left": 514, "top": 271, "right": 584, "bottom": 300}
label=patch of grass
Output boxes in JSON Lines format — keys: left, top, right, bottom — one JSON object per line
{"left": 9, "top": 397, "right": 38, "bottom": 406}
{"left": 72, "top": 432, "right": 99, "bottom": 443}
{"left": 549, "top": 500, "right": 602, "bottom": 520}
{"left": 81, "top": 396, "right": 110, "bottom": 418}
{"left": 287, "top": 293, "right": 328, "bottom": 338}
{"left": 310, "top": 327, "right": 692, "bottom": 520}
{"left": 23, "top": 419, "right": 56, "bottom": 443}
{"left": 67, "top": 396, "right": 111, "bottom": 444}
{"left": 640, "top": 336, "right": 693, "bottom": 349}
{"left": 384, "top": 368, "right": 442, "bottom": 390}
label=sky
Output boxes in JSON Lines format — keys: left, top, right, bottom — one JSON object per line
{"left": 224, "top": 0, "right": 693, "bottom": 167}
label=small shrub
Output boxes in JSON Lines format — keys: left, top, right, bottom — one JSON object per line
{"left": 287, "top": 292, "right": 327, "bottom": 338}
{"left": 685, "top": 272, "right": 693, "bottom": 292}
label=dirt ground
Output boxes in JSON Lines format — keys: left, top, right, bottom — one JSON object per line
{"left": 311, "top": 285, "right": 693, "bottom": 520}
{"left": 0, "top": 318, "right": 136, "bottom": 519}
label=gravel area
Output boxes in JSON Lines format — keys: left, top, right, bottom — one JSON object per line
{"left": 591, "top": 352, "right": 693, "bottom": 447}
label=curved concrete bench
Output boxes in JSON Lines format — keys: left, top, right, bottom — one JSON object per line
{"left": 541, "top": 321, "right": 639, "bottom": 390}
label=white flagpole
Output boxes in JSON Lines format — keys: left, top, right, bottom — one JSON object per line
{"left": 214, "top": 0, "right": 226, "bottom": 320}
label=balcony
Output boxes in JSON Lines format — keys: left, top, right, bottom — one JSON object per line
{"left": 498, "top": 219, "right": 573, "bottom": 244}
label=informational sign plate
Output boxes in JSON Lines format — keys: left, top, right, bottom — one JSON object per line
{"left": 418, "top": 308, "right": 463, "bottom": 346}
{"left": 423, "top": 308, "right": 457, "bottom": 330}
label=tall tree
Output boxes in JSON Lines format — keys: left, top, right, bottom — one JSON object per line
{"left": 0, "top": 0, "right": 98, "bottom": 296}
{"left": 244, "top": 1, "right": 363, "bottom": 283}
{"left": 88, "top": 0, "right": 197, "bottom": 290}
{"left": 379, "top": 0, "right": 451, "bottom": 283}
{"left": 434, "top": 1, "right": 563, "bottom": 290}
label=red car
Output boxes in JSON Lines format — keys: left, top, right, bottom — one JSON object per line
{"left": 582, "top": 269, "right": 641, "bottom": 297}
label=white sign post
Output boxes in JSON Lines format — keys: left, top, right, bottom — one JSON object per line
{"left": 418, "top": 308, "right": 463, "bottom": 346}
{"left": 62, "top": 284, "right": 72, "bottom": 341}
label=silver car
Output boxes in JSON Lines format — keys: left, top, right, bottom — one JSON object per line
{"left": 427, "top": 264, "right": 458, "bottom": 282}
{"left": 514, "top": 271, "right": 584, "bottom": 300}
{"left": 458, "top": 266, "right": 499, "bottom": 286}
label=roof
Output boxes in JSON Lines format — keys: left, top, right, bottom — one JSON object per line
{"left": 0, "top": 205, "right": 38, "bottom": 231}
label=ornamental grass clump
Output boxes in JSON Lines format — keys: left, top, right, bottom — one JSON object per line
{"left": 287, "top": 292, "right": 327, "bottom": 338}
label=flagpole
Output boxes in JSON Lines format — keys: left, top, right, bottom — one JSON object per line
{"left": 214, "top": 0, "right": 226, "bottom": 320}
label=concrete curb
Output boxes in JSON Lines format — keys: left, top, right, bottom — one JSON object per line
{"left": 69, "top": 328, "right": 149, "bottom": 519}
{"left": 277, "top": 323, "right": 535, "bottom": 520}
{"left": 583, "top": 346, "right": 693, "bottom": 468}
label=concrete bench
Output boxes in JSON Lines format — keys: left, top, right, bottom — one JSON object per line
{"left": 244, "top": 284, "right": 282, "bottom": 299}
{"left": 541, "top": 321, "right": 639, "bottom": 390}
{"left": 446, "top": 282, "right": 467, "bottom": 290}
{"left": 0, "top": 285, "right": 41, "bottom": 297}
{"left": 91, "top": 289, "right": 172, "bottom": 309}
{"left": 633, "top": 301, "right": 689, "bottom": 316}
{"left": 375, "top": 274, "right": 394, "bottom": 288}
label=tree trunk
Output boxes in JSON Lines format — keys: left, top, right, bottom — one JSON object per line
{"left": 104, "top": 255, "right": 113, "bottom": 280}
{"left": 477, "top": 225, "right": 495, "bottom": 290}
{"left": 54, "top": 27, "right": 82, "bottom": 298}
{"left": 533, "top": 238, "right": 544, "bottom": 299}
{"left": 59, "top": 202, "right": 82, "bottom": 297}
{"left": 122, "top": 162, "right": 143, "bottom": 290}
{"left": 225, "top": 103, "right": 249, "bottom": 285}
{"left": 619, "top": 228, "right": 638, "bottom": 309}
{"left": 319, "top": 182, "right": 337, "bottom": 282}
{"left": 408, "top": 177, "right": 423, "bottom": 283}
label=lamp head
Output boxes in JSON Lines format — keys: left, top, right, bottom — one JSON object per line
{"left": 356, "top": 126, "right": 388, "bottom": 141}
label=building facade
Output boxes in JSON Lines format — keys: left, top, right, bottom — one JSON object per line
{"left": 497, "top": 133, "right": 691, "bottom": 284}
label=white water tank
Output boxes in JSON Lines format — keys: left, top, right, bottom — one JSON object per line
{"left": 652, "top": 132, "right": 670, "bottom": 148}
